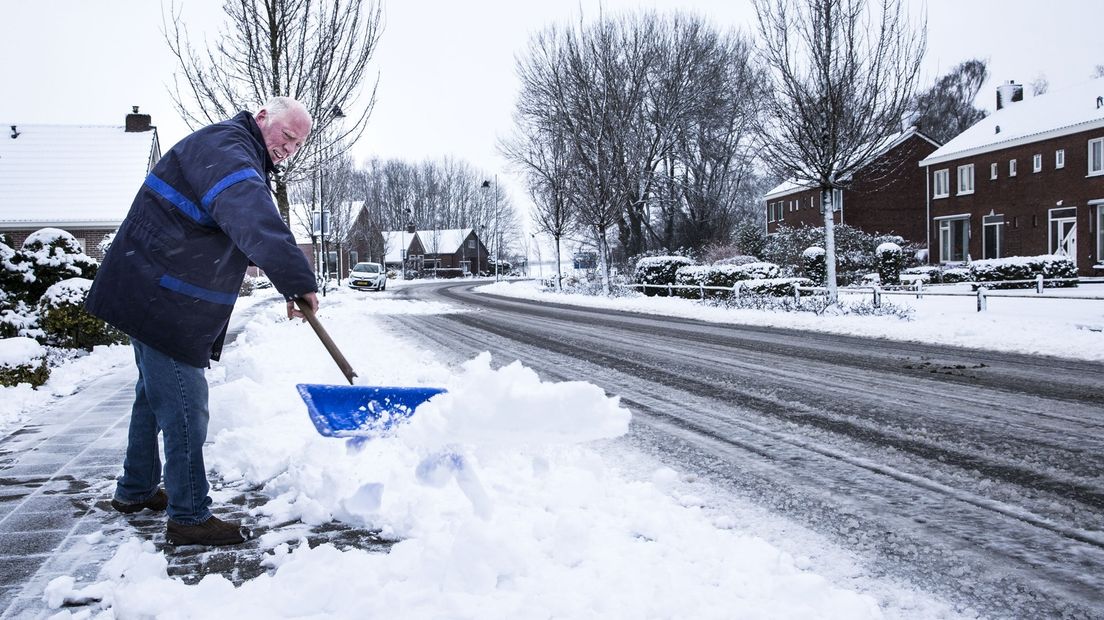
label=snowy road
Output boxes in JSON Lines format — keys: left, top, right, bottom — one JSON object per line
{"left": 387, "top": 281, "right": 1104, "bottom": 619}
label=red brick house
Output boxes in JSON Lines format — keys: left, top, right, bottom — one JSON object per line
{"left": 0, "top": 108, "right": 161, "bottom": 259}
{"left": 764, "top": 126, "right": 939, "bottom": 245}
{"left": 918, "top": 78, "right": 1104, "bottom": 275}
{"left": 414, "top": 228, "right": 489, "bottom": 275}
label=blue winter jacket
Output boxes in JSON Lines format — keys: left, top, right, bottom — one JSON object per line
{"left": 85, "top": 111, "right": 316, "bottom": 367}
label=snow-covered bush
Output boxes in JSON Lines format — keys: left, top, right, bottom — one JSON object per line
{"left": 633, "top": 255, "right": 695, "bottom": 296}
{"left": 0, "top": 237, "right": 34, "bottom": 297}
{"left": 740, "top": 277, "right": 813, "bottom": 297}
{"left": 37, "top": 278, "right": 126, "bottom": 350}
{"left": 674, "top": 266, "right": 710, "bottom": 299}
{"left": 969, "top": 255, "right": 1078, "bottom": 289}
{"left": 712, "top": 255, "right": 760, "bottom": 267}
{"left": 941, "top": 267, "right": 971, "bottom": 284}
{"left": 97, "top": 232, "right": 116, "bottom": 256}
{"left": 18, "top": 228, "right": 99, "bottom": 302}
{"left": 901, "top": 266, "right": 940, "bottom": 283}
{"left": 802, "top": 246, "right": 826, "bottom": 285}
{"left": 0, "top": 291, "right": 40, "bottom": 340}
{"left": 875, "top": 242, "right": 903, "bottom": 285}
{"left": 763, "top": 224, "right": 920, "bottom": 285}
{"left": 0, "top": 337, "right": 49, "bottom": 387}
{"left": 672, "top": 262, "right": 784, "bottom": 299}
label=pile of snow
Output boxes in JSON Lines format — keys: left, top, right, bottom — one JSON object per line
{"left": 44, "top": 288, "right": 904, "bottom": 618}
{"left": 0, "top": 336, "right": 43, "bottom": 369}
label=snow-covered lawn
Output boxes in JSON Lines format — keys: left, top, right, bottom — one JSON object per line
{"left": 13, "top": 281, "right": 1071, "bottom": 617}
{"left": 477, "top": 279, "right": 1104, "bottom": 361}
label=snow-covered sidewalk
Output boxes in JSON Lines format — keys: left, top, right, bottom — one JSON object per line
{"left": 1, "top": 286, "right": 972, "bottom": 619}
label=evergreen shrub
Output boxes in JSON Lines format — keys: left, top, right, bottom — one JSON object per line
{"left": 0, "top": 337, "right": 50, "bottom": 387}
{"left": 38, "top": 278, "right": 127, "bottom": 350}
{"left": 969, "top": 255, "right": 1078, "bottom": 289}
{"left": 633, "top": 255, "right": 695, "bottom": 296}
{"left": 875, "top": 242, "right": 904, "bottom": 285}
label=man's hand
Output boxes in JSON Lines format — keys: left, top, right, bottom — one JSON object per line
{"left": 287, "top": 292, "right": 319, "bottom": 321}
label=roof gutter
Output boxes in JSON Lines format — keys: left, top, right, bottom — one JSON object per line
{"left": 919, "top": 117, "right": 1104, "bottom": 167}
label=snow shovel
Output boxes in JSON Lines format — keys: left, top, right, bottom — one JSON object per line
{"left": 294, "top": 300, "right": 446, "bottom": 438}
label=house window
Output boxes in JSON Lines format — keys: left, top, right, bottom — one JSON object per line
{"left": 938, "top": 216, "right": 970, "bottom": 263}
{"left": 1056, "top": 149, "right": 1065, "bottom": 169}
{"left": 832, "top": 189, "right": 843, "bottom": 212}
{"left": 349, "top": 251, "right": 359, "bottom": 266}
{"left": 467, "top": 240, "right": 475, "bottom": 249}
{"left": 957, "top": 164, "right": 974, "bottom": 195}
{"left": 1009, "top": 159, "right": 1017, "bottom": 176}
{"left": 990, "top": 163, "right": 998, "bottom": 180}
{"left": 933, "top": 169, "right": 949, "bottom": 198}
{"left": 982, "top": 214, "right": 1004, "bottom": 260}
{"left": 1049, "top": 207, "right": 1077, "bottom": 261}
{"left": 1033, "top": 154, "right": 1042, "bottom": 173}
{"left": 1090, "top": 138, "right": 1104, "bottom": 175}
{"left": 1096, "top": 205, "right": 1104, "bottom": 265}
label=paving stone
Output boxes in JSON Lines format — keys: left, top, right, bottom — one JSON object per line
{"left": 0, "top": 531, "right": 69, "bottom": 557}
{"left": 0, "top": 511, "right": 75, "bottom": 534}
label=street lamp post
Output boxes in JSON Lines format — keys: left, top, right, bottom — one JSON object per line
{"left": 318, "top": 104, "right": 345, "bottom": 294}
{"left": 481, "top": 176, "right": 500, "bottom": 282}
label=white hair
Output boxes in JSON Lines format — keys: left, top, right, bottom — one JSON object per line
{"left": 260, "top": 96, "right": 312, "bottom": 125}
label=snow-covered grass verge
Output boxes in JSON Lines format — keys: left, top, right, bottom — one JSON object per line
{"left": 477, "top": 280, "right": 1104, "bottom": 361}
{"left": 43, "top": 287, "right": 964, "bottom": 619}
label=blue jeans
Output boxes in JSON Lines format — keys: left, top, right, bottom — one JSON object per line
{"left": 114, "top": 338, "right": 213, "bottom": 525}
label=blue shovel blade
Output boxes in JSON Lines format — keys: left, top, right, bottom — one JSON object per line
{"left": 296, "top": 383, "right": 447, "bottom": 438}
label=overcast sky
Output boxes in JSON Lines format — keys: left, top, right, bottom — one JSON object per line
{"left": 2, "top": 0, "right": 1101, "bottom": 214}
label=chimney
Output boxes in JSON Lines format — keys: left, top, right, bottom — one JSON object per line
{"left": 996, "top": 81, "right": 1023, "bottom": 110}
{"left": 125, "top": 106, "right": 152, "bottom": 132}
{"left": 9, "top": 125, "right": 19, "bottom": 139}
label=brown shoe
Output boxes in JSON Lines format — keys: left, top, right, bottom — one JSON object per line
{"left": 111, "top": 489, "right": 168, "bottom": 514}
{"left": 166, "top": 515, "right": 250, "bottom": 546}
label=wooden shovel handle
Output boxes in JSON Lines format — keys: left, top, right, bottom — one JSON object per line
{"left": 295, "top": 299, "right": 357, "bottom": 385}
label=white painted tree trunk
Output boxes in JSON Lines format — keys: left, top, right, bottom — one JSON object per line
{"left": 821, "top": 188, "right": 839, "bottom": 304}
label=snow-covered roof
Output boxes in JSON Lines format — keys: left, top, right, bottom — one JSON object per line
{"left": 0, "top": 124, "right": 159, "bottom": 228}
{"left": 920, "top": 78, "right": 1104, "bottom": 167}
{"left": 764, "top": 128, "right": 937, "bottom": 200}
{"left": 418, "top": 228, "right": 474, "bottom": 255}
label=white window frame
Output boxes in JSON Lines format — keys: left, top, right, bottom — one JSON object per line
{"left": 1056, "top": 149, "right": 1065, "bottom": 169}
{"left": 1009, "top": 159, "right": 1017, "bottom": 176}
{"left": 1096, "top": 204, "right": 1104, "bottom": 266}
{"left": 1032, "top": 154, "right": 1042, "bottom": 173}
{"left": 990, "top": 162, "right": 998, "bottom": 180}
{"left": 956, "top": 164, "right": 975, "bottom": 195}
{"left": 933, "top": 169, "right": 949, "bottom": 198}
{"left": 982, "top": 214, "right": 1004, "bottom": 260}
{"left": 936, "top": 215, "right": 970, "bottom": 263}
{"left": 1090, "top": 138, "right": 1104, "bottom": 176}
{"left": 1049, "top": 207, "right": 1078, "bottom": 262}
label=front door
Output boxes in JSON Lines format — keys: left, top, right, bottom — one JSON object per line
{"left": 1049, "top": 207, "right": 1077, "bottom": 263}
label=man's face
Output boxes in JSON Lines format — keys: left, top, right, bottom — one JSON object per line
{"left": 255, "top": 107, "right": 312, "bottom": 165}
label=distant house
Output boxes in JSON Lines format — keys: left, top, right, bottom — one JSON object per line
{"left": 414, "top": 228, "right": 489, "bottom": 276}
{"left": 0, "top": 107, "right": 161, "bottom": 259}
{"left": 918, "top": 78, "right": 1104, "bottom": 274}
{"left": 764, "top": 125, "right": 939, "bottom": 246}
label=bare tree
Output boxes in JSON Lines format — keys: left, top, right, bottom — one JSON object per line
{"left": 753, "top": 0, "right": 925, "bottom": 302}
{"left": 164, "top": 0, "right": 383, "bottom": 222}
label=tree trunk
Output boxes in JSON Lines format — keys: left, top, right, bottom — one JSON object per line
{"left": 554, "top": 234, "right": 564, "bottom": 292}
{"left": 820, "top": 187, "right": 839, "bottom": 304}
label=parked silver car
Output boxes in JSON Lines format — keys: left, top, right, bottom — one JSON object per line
{"left": 347, "top": 262, "right": 387, "bottom": 291}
